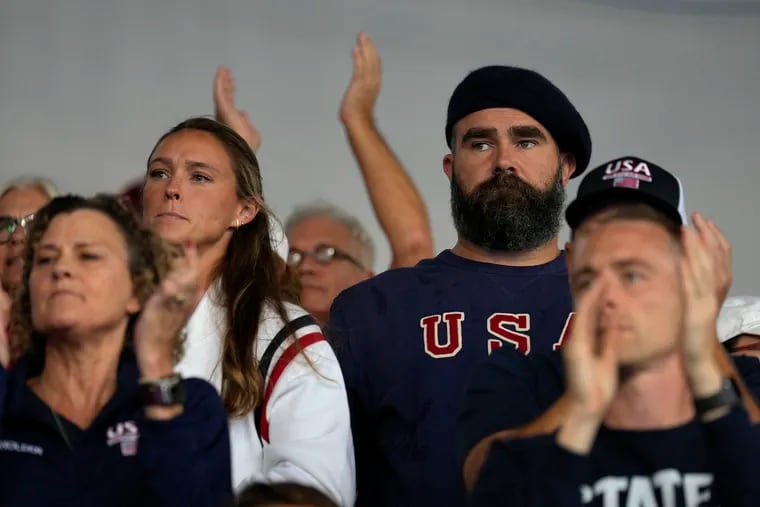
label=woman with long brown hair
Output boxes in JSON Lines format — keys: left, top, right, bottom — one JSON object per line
{"left": 142, "top": 117, "right": 354, "bottom": 506}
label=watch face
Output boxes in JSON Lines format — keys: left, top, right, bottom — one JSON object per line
{"left": 140, "top": 375, "right": 185, "bottom": 406}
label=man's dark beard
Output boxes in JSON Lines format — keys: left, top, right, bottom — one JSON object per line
{"left": 450, "top": 165, "right": 565, "bottom": 253}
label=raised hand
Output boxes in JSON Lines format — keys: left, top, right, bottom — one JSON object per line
{"left": 339, "top": 32, "right": 381, "bottom": 126}
{"left": 133, "top": 241, "right": 201, "bottom": 380}
{"left": 556, "top": 278, "right": 618, "bottom": 454}
{"left": 563, "top": 278, "right": 619, "bottom": 422}
{"left": 697, "top": 213, "right": 732, "bottom": 304}
{"left": 680, "top": 214, "right": 726, "bottom": 395}
{"left": 214, "top": 66, "right": 262, "bottom": 153}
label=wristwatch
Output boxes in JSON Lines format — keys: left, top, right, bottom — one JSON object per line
{"left": 139, "top": 373, "right": 185, "bottom": 406}
{"left": 694, "top": 377, "right": 740, "bottom": 417}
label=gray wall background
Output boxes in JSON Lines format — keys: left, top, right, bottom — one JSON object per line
{"left": 1, "top": 0, "right": 759, "bottom": 294}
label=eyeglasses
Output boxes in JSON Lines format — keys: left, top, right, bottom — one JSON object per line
{"left": 0, "top": 213, "right": 35, "bottom": 244}
{"left": 287, "top": 244, "right": 364, "bottom": 269}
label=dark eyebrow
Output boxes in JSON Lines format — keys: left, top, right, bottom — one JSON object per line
{"left": 186, "top": 160, "right": 219, "bottom": 173}
{"left": 148, "top": 157, "right": 219, "bottom": 173}
{"left": 571, "top": 266, "right": 596, "bottom": 280}
{"left": 148, "top": 156, "right": 172, "bottom": 167}
{"left": 508, "top": 125, "right": 547, "bottom": 141}
{"left": 572, "top": 258, "right": 654, "bottom": 280}
{"left": 611, "top": 258, "right": 654, "bottom": 272}
{"left": 38, "top": 242, "right": 102, "bottom": 251}
{"left": 460, "top": 127, "right": 498, "bottom": 145}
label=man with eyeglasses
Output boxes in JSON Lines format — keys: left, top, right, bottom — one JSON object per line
{"left": 0, "top": 178, "right": 58, "bottom": 296}
{"left": 285, "top": 203, "right": 375, "bottom": 325}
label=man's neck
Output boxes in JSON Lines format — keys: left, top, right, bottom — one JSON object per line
{"left": 450, "top": 236, "right": 561, "bottom": 267}
{"left": 604, "top": 353, "right": 695, "bottom": 431}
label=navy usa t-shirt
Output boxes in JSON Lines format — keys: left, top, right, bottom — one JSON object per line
{"left": 327, "top": 250, "right": 574, "bottom": 507}
{"left": 461, "top": 348, "right": 760, "bottom": 507}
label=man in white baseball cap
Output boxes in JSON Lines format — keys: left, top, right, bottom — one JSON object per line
{"left": 718, "top": 296, "right": 760, "bottom": 359}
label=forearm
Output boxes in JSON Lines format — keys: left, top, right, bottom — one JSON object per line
{"left": 555, "top": 402, "right": 602, "bottom": 455}
{"left": 464, "top": 395, "right": 570, "bottom": 491}
{"left": 714, "top": 344, "right": 760, "bottom": 422}
{"left": 138, "top": 353, "right": 183, "bottom": 420}
{"left": 261, "top": 345, "right": 356, "bottom": 506}
{"left": 342, "top": 117, "right": 433, "bottom": 268}
{"left": 139, "top": 380, "right": 232, "bottom": 507}
{"left": 472, "top": 434, "right": 591, "bottom": 507}
{"left": 701, "top": 408, "right": 760, "bottom": 506}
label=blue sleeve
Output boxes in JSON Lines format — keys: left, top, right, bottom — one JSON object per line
{"left": 702, "top": 407, "right": 760, "bottom": 507}
{"left": 326, "top": 290, "right": 379, "bottom": 504}
{"left": 0, "top": 366, "right": 6, "bottom": 425}
{"left": 471, "top": 434, "right": 591, "bottom": 507}
{"left": 138, "top": 378, "right": 232, "bottom": 507}
{"left": 732, "top": 355, "right": 760, "bottom": 402}
{"left": 457, "top": 348, "right": 564, "bottom": 469}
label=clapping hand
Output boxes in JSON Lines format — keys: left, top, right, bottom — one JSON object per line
{"left": 133, "top": 242, "right": 201, "bottom": 380}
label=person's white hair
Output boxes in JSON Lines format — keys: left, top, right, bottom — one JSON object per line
{"left": 0, "top": 176, "right": 59, "bottom": 200}
{"left": 286, "top": 201, "right": 375, "bottom": 270}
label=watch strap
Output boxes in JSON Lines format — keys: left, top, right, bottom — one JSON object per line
{"left": 139, "top": 373, "right": 185, "bottom": 407}
{"left": 694, "top": 377, "right": 740, "bottom": 416}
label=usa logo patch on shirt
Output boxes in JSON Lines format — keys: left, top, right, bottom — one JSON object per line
{"left": 106, "top": 420, "right": 139, "bottom": 456}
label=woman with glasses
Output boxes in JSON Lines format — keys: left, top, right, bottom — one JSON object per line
{"left": 141, "top": 117, "right": 355, "bottom": 506}
{"left": 0, "top": 194, "right": 231, "bottom": 507}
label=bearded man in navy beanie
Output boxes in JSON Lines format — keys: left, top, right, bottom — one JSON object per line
{"left": 327, "top": 65, "right": 591, "bottom": 506}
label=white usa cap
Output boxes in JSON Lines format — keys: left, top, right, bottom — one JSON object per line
{"left": 717, "top": 296, "right": 760, "bottom": 343}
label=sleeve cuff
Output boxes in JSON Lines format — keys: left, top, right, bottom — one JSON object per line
{"left": 546, "top": 439, "right": 593, "bottom": 484}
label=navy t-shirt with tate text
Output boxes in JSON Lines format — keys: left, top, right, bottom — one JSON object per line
{"left": 461, "top": 347, "right": 760, "bottom": 507}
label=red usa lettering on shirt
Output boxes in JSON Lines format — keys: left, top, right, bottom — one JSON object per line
{"left": 420, "top": 312, "right": 575, "bottom": 359}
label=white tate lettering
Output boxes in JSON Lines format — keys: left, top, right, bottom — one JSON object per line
{"left": 581, "top": 485, "right": 594, "bottom": 504}
{"left": 683, "top": 474, "right": 712, "bottom": 507}
{"left": 625, "top": 476, "right": 657, "bottom": 507}
{"left": 594, "top": 476, "right": 628, "bottom": 507}
{"left": 652, "top": 469, "right": 681, "bottom": 507}
{"left": 581, "top": 471, "right": 713, "bottom": 507}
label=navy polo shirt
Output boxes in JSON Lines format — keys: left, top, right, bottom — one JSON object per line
{"left": 0, "top": 349, "right": 232, "bottom": 507}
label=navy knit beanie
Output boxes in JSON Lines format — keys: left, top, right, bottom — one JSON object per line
{"left": 445, "top": 65, "right": 592, "bottom": 177}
